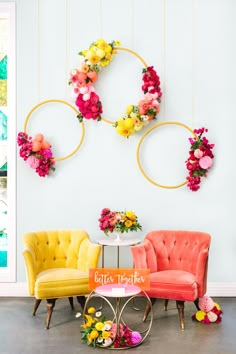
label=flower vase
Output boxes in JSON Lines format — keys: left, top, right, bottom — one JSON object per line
{"left": 115, "top": 232, "right": 122, "bottom": 242}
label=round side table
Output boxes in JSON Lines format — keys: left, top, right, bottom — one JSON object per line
{"left": 83, "top": 283, "right": 153, "bottom": 349}
{"left": 98, "top": 238, "right": 141, "bottom": 268}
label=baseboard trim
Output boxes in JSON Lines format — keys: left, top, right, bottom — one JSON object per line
{"left": 0, "top": 282, "right": 236, "bottom": 297}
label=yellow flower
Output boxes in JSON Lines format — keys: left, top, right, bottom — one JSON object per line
{"left": 95, "top": 322, "right": 105, "bottom": 331}
{"left": 102, "top": 330, "right": 111, "bottom": 339}
{"left": 88, "top": 307, "right": 96, "bottom": 314}
{"left": 100, "top": 59, "right": 111, "bottom": 67}
{"left": 115, "top": 40, "right": 121, "bottom": 46}
{"left": 86, "top": 51, "right": 100, "bottom": 64}
{"left": 124, "top": 118, "right": 134, "bottom": 129}
{"left": 125, "top": 219, "right": 133, "bottom": 228}
{"left": 96, "top": 48, "right": 105, "bottom": 59}
{"left": 126, "top": 211, "right": 136, "bottom": 221}
{"left": 126, "top": 105, "right": 133, "bottom": 115}
{"left": 90, "top": 330, "right": 99, "bottom": 339}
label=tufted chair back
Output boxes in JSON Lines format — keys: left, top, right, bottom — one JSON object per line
{"left": 23, "top": 229, "right": 101, "bottom": 329}
{"left": 144, "top": 230, "right": 210, "bottom": 275}
{"left": 131, "top": 230, "right": 211, "bottom": 330}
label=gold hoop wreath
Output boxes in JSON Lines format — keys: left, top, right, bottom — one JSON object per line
{"left": 137, "top": 122, "right": 215, "bottom": 191}
{"left": 17, "top": 99, "right": 85, "bottom": 177}
{"left": 69, "top": 39, "right": 162, "bottom": 138}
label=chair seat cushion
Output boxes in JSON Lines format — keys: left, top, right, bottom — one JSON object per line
{"left": 35, "top": 268, "right": 89, "bottom": 299}
{"left": 147, "top": 270, "right": 198, "bottom": 301}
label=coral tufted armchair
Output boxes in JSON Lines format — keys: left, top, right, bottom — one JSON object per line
{"left": 23, "top": 229, "right": 101, "bottom": 329}
{"left": 131, "top": 230, "right": 211, "bottom": 330}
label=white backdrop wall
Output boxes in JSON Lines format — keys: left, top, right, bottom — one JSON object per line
{"left": 2, "top": 0, "right": 236, "bottom": 294}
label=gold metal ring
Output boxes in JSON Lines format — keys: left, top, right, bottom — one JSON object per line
{"left": 136, "top": 121, "right": 197, "bottom": 189}
{"left": 23, "top": 99, "right": 85, "bottom": 162}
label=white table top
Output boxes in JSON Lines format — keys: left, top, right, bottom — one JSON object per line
{"left": 95, "top": 284, "right": 141, "bottom": 298}
{"left": 98, "top": 238, "right": 141, "bottom": 247}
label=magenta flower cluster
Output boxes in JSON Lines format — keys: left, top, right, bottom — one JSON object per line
{"left": 186, "top": 128, "right": 215, "bottom": 191}
{"left": 17, "top": 132, "right": 55, "bottom": 177}
{"left": 76, "top": 91, "right": 102, "bottom": 121}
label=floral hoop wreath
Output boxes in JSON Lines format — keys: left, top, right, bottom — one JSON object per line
{"left": 69, "top": 39, "right": 162, "bottom": 138}
{"left": 136, "top": 122, "right": 215, "bottom": 191}
{"left": 17, "top": 99, "right": 85, "bottom": 177}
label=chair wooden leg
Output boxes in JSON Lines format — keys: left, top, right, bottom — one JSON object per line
{"left": 46, "top": 299, "right": 56, "bottom": 329}
{"left": 164, "top": 299, "right": 169, "bottom": 311}
{"left": 32, "top": 299, "right": 41, "bottom": 316}
{"left": 76, "top": 296, "right": 86, "bottom": 310}
{"left": 194, "top": 298, "right": 200, "bottom": 310}
{"left": 143, "top": 298, "right": 156, "bottom": 322}
{"left": 68, "top": 297, "right": 74, "bottom": 310}
{"left": 176, "top": 300, "right": 185, "bottom": 330}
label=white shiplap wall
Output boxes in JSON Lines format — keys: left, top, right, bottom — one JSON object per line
{"left": 1, "top": 0, "right": 236, "bottom": 296}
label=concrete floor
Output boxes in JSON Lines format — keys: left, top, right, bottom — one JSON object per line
{"left": 0, "top": 296, "right": 235, "bottom": 354}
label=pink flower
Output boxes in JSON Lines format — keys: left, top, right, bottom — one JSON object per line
{"left": 130, "top": 331, "right": 142, "bottom": 345}
{"left": 26, "top": 155, "right": 40, "bottom": 169}
{"left": 199, "top": 156, "right": 213, "bottom": 169}
{"left": 194, "top": 149, "right": 203, "bottom": 159}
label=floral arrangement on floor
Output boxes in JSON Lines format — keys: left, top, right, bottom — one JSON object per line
{"left": 69, "top": 39, "right": 119, "bottom": 122}
{"left": 80, "top": 306, "right": 142, "bottom": 348}
{"left": 115, "top": 66, "right": 162, "bottom": 137}
{"left": 192, "top": 296, "right": 223, "bottom": 324}
{"left": 186, "top": 127, "right": 215, "bottom": 191}
{"left": 17, "top": 132, "right": 55, "bottom": 177}
{"left": 98, "top": 208, "right": 142, "bottom": 235}
{"left": 69, "top": 39, "right": 162, "bottom": 137}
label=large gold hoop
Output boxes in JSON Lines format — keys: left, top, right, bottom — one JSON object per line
{"left": 136, "top": 121, "right": 198, "bottom": 189}
{"left": 101, "top": 47, "right": 148, "bottom": 125}
{"left": 24, "top": 99, "right": 85, "bottom": 162}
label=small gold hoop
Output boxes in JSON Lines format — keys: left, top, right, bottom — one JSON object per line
{"left": 136, "top": 121, "right": 198, "bottom": 189}
{"left": 101, "top": 47, "right": 148, "bottom": 125}
{"left": 24, "top": 99, "right": 85, "bottom": 162}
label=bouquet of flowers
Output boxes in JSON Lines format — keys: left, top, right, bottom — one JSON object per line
{"left": 98, "top": 208, "right": 142, "bottom": 235}
{"left": 185, "top": 127, "right": 214, "bottom": 191}
{"left": 17, "top": 132, "right": 55, "bottom": 177}
{"left": 80, "top": 307, "right": 142, "bottom": 348}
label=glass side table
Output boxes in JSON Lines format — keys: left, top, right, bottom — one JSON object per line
{"left": 98, "top": 238, "right": 141, "bottom": 268}
{"left": 83, "top": 283, "right": 153, "bottom": 349}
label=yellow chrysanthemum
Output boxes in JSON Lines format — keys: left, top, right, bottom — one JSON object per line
{"left": 126, "top": 211, "right": 136, "bottom": 221}
{"left": 125, "top": 219, "right": 133, "bottom": 228}
{"left": 90, "top": 330, "right": 99, "bottom": 339}
{"left": 88, "top": 307, "right": 96, "bottom": 314}
{"left": 195, "top": 310, "right": 206, "bottom": 321}
{"left": 102, "top": 330, "right": 111, "bottom": 339}
{"left": 126, "top": 105, "right": 133, "bottom": 115}
{"left": 115, "top": 40, "right": 121, "bottom": 46}
{"left": 96, "top": 39, "right": 107, "bottom": 49}
{"left": 115, "top": 125, "right": 131, "bottom": 137}
{"left": 81, "top": 49, "right": 88, "bottom": 56}
{"left": 95, "top": 322, "right": 105, "bottom": 331}
{"left": 104, "top": 44, "right": 112, "bottom": 53}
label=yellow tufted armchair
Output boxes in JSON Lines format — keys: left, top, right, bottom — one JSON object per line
{"left": 23, "top": 229, "right": 101, "bottom": 329}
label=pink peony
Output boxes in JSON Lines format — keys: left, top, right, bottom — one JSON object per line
{"left": 199, "top": 156, "right": 213, "bottom": 169}
{"left": 26, "top": 155, "right": 40, "bottom": 169}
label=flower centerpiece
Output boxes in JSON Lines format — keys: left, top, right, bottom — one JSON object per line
{"left": 98, "top": 208, "right": 142, "bottom": 239}
{"left": 80, "top": 307, "right": 142, "bottom": 348}
{"left": 185, "top": 127, "right": 215, "bottom": 191}
{"left": 17, "top": 132, "right": 55, "bottom": 177}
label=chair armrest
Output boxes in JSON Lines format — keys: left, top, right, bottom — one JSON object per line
{"left": 195, "top": 249, "right": 209, "bottom": 297}
{"left": 22, "top": 245, "right": 37, "bottom": 296}
{"left": 131, "top": 244, "right": 148, "bottom": 269}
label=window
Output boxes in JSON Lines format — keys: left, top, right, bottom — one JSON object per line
{"left": 0, "top": 3, "right": 16, "bottom": 282}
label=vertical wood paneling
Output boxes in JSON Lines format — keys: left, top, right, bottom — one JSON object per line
{"left": 165, "top": 0, "right": 193, "bottom": 124}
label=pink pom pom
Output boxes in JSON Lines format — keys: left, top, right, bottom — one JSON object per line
{"left": 130, "top": 331, "right": 142, "bottom": 345}
{"left": 199, "top": 296, "right": 214, "bottom": 312}
{"left": 26, "top": 155, "right": 40, "bottom": 169}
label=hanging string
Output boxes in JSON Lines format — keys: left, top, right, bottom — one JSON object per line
{"left": 192, "top": 0, "right": 195, "bottom": 128}
{"left": 162, "top": 0, "right": 166, "bottom": 121}
{"left": 65, "top": 0, "right": 69, "bottom": 99}
{"left": 100, "top": 0, "right": 103, "bottom": 38}
{"left": 131, "top": 0, "right": 135, "bottom": 49}
{"left": 37, "top": 0, "right": 41, "bottom": 102}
